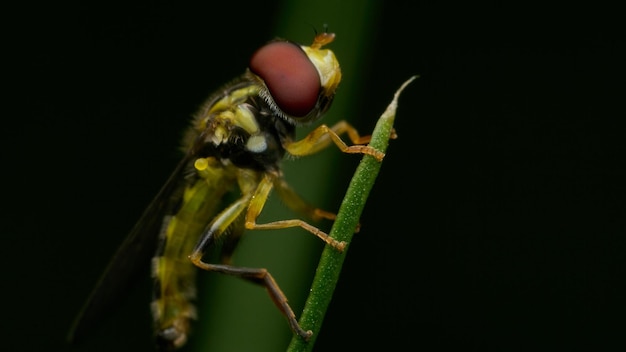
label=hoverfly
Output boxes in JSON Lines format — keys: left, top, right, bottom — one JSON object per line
{"left": 67, "top": 32, "right": 385, "bottom": 350}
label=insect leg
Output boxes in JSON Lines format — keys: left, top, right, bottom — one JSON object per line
{"left": 190, "top": 197, "right": 249, "bottom": 258}
{"left": 283, "top": 120, "right": 389, "bottom": 161}
{"left": 187, "top": 259, "right": 313, "bottom": 341}
{"left": 245, "top": 174, "right": 346, "bottom": 252}
{"left": 272, "top": 176, "right": 361, "bottom": 233}
{"left": 188, "top": 192, "right": 312, "bottom": 340}
{"left": 272, "top": 177, "right": 337, "bottom": 222}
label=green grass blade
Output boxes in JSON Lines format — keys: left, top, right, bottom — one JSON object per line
{"left": 287, "top": 76, "right": 418, "bottom": 352}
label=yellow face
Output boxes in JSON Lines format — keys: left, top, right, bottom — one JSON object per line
{"left": 302, "top": 33, "right": 342, "bottom": 104}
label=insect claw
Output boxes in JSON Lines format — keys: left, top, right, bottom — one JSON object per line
{"left": 390, "top": 128, "right": 398, "bottom": 139}
{"left": 334, "top": 240, "right": 347, "bottom": 252}
{"left": 370, "top": 149, "right": 385, "bottom": 162}
{"left": 303, "top": 330, "right": 313, "bottom": 341}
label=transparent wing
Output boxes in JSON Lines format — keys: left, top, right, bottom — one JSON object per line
{"left": 67, "top": 156, "right": 192, "bottom": 343}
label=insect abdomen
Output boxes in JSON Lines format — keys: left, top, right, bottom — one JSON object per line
{"left": 151, "top": 159, "right": 235, "bottom": 349}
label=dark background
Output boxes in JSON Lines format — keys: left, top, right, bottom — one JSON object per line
{"left": 4, "top": 1, "right": 624, "bottom": 351}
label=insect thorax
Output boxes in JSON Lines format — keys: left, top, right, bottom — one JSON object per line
{"left": 187, "top": 77, "right": 296, "bottom": 173}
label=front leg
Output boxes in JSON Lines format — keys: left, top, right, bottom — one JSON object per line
{"left": 283, "top": 120, "right": 386, "bottom": 161}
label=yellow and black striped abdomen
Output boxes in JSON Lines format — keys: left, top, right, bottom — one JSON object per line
{"left": 151, "top": 157, "right": 236, "bottom": 349}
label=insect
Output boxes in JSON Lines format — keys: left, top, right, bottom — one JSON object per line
{"left": 67, "top": 32, "right": 386, "bottom": 350}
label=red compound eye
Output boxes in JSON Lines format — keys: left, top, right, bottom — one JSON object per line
{"left": 249, "top": 41, "right": 321, "bottom": 117}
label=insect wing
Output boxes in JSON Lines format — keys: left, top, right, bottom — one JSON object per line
{"left": 68, "top": 157, "right": 191, "bottom": 343}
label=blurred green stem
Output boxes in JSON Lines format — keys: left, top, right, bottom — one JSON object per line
{"left": 287, "top": 76, "right": 418, "bottom": 352}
